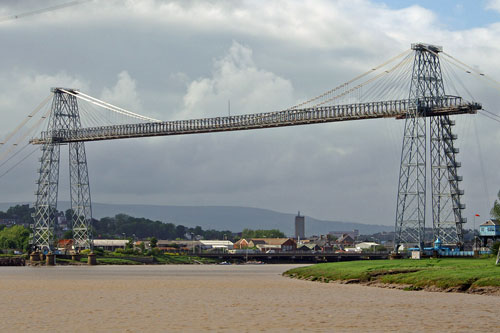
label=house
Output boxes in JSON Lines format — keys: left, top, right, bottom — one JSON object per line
{"left": 479, "top": 220, "right": 500, "bottom": 246}
{"left": 297, "top": 243, "right": 321, "bottom": 252}
{"left": 234, "top": 239, "right": 250, "bottom": 249}
{"left": 329, "top": 229, "right": 359, "bottom": 241}
{"left": 57, "top": 239, "right": 73, "bottom": 253}
{"left": 336, "top": 234, "right": 355, "bottom": 246}
{"left": 479, "top": 220, "right": 500, "bottom": 237}
{"left": 313, "top": 236, "right": 335, "bottom": 252}
{"left": 248, "top": 238, "right": 297, "bottom": 252}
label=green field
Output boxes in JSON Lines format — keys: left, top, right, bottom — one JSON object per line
{"left": 284, "top": 258, "right": 500, "bottom": 291}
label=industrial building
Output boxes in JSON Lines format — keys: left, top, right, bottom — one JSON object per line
{"left": 295, "top": 212, "right": 305, "bottom": 239}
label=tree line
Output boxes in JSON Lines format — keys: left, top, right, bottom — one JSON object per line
{"left": 0, "top": 205, "right": 260, "bottom": 249}
{"left": 94, "top": 213, "right": 235, "bottom": 241}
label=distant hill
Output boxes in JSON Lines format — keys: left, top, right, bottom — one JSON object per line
{"left": 0, "top": 202, "right": 392, "bottom": 236}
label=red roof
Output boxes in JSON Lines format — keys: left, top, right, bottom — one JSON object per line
{"left": 58, "top": 239, "right": 73, "bottom": 246}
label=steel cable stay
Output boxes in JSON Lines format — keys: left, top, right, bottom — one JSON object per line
{"left": 339, "top": 50, "right": 412, "bottom": 102}
{"left": 59, "top": 89, "right": 160, "bottom": 123}
{"left": 311, "top": 55, "right": 409, "bottom": 106}
{"left": 311, "top": 54, "right": 414, "bottom": 108}
{"left": 0, "top": 95, "right": 52, "bottom": 171}
{"left": 360, "top": 54, "right": 413, "bottom": 102}
{"left": 0, "top": 105, "right": 53, "bottom": 180}
{"left": 0, "top": 105, "right": 52, "bottom": 163}
{"left": 0, "top": 0, "right": 91, "bottom": 23}
{"left": 288, "top": 49, "right": 412, "bottom": 109}
{"left": 79, "top": 98, "right": 150, "bottom": 128}
{"left": 439, "top": 56, "right": 500, "bottom": 122}
{"left": 478, "top": 109, "right": 500, "bottom": 124}
{"left": 0, "top": 93, "right": 51, "bottom": 146}
{"left": 23, "top": 42, "right": 488, "bottom": 251}
{"left": 0, "top": 146, "right": 39, "bottom": 180}
{"left": 0, "top": 142, "right": 31, "bottom": 169}
{"left": 76, "top": 90, "right": 160, "bottom": 123}
{"left": 441, "top": 61, "right": 467, "bottom": 100}
{"left": 441, "top": 52, "right": 500, "bottom": 93}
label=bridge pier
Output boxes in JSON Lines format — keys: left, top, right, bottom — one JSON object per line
{"left": 30, "top": 251, "right": 40, "bottom": 263}
{"left": 87, "top": 252, "right": 97, "bottom": 265}
{"left": 46, "top": 252, "right": 55, "bottom": 266}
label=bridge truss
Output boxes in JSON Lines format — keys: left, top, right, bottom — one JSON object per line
{"left": 26, "top": 43, "right": 481, "bottom": 252}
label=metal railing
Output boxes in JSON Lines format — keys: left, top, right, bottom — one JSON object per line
{"left": 31, "top": 96, "right": 480, "bottom": 144}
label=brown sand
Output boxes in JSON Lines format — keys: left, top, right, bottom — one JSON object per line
{"left": 1, "top": 264, "right": 499, "bottom": 332}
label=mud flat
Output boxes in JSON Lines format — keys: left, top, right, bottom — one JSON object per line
{"left": 1, "top": 265, "right": 499, "bottom": 332}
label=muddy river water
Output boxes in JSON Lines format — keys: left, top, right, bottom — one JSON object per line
{"left": 1, "top": 264, "right": 499, "bottom": 332}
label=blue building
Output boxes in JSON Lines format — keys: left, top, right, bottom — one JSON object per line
{"left": 479, "top": 220, "right": 500, "bottom": 246}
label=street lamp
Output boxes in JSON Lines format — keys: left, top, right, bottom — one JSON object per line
{"left": 473, "top": 214, "right": 480, "bottom": 250}
{"left": 190, "top": 233, "right": 195, "bottom": 254}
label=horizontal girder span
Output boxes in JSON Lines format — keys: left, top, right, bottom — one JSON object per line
{"left": 30, "top": 96, "right": 480, "bottom": 144}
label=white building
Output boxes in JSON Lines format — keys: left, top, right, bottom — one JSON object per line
{"left": 199, "top": 240, "right": 234, "bottom": 251}
{"left": 93, "top": 239, "right": 128, "bottom": 251}
{"left": 355, "top": 242, "right": 380, "bottom": 250}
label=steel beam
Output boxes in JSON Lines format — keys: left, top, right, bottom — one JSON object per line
{"left": 30, "top": 96, "right": 480, "bottom": 144}
{"left": 31, "top": 89, "right": 92, "bottom": 251}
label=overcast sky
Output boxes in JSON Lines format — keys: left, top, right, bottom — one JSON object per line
{"left": 0, "top": 0, "right": 499, "bottom": 227}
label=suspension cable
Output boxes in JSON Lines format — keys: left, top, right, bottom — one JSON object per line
{"left": 0, "top": 94, "right": 51, "bottom": 146}
{"left": 288, "top": 49, "right": 412, "bottom": 109}
{"left": 442, "top": 52, "right": 500, "bottom": 92}
{"left": 0, "top": 146, "right": 39, "bottom": 179}
{"left": 0, "top": 106, "right": 52, "bottom": 163}
{"left": 313, "top": 54, "right": 414, "bottom": 107}
{"left": 60, "top": 89, "right": 160, "bottom": 122}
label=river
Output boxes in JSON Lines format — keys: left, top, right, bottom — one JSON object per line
{"left": 1, "top": 264, "right": 499, "bottom": 332}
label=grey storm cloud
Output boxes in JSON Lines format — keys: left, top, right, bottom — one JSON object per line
{"left": 0, "top": 0, "right": 499, "bottom": 227}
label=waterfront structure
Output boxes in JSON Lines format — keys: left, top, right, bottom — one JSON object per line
{"left": 32, "top": 89, "right": 92, "bottom": 252}
{"left": 25, "top": 43, "right": 481, "bottom": 251}
{"left": 479, "top": 220, "right": 500, "bottom": 246}
{"left": 295, "top": 212, "right": 305, "bottom": 239}
{"left": 394, "top": 43, "right": 466, "bottom": 251}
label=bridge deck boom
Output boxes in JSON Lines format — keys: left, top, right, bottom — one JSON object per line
{"left": 30, "top": 96, "right": 480, "bottom": 144}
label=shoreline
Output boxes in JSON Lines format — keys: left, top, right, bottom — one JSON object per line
{"left": 283, "top": 258, "right": 500, "bottom": 297}
{"left": 285, "top": 273, "right": 500, "bottom": 296}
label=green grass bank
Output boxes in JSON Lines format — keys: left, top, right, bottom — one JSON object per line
{"left": 284, "top": 258, "right": 500, "bottom": 294}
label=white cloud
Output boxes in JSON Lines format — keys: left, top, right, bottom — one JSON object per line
{"left": 0, "top": 70, "right": 88, "bottom": 134}
{"left": 100, "top": 71, "right": 143, "bottom": 114}
{"left": 0, "top": 0, "right": 499, "bottom": 225}
{"left": 486, "top": 0, "right": 500, "bottom": 13}
{"left": 180, "top": 41, "right": 294, "bottom": 119}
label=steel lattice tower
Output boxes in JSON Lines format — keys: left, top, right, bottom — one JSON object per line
{"left": 394, "top": 43, "right": 466, "bottom": 251}
{"left": 32, "top": 88, "right": 92, "bottom": 251}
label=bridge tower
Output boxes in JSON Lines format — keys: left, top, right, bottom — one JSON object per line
{"left": 394, "top": 43, "right": 466, "bottom": 251}
{"left": 31, "top": 88, "right": 92, "bottom": 251}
